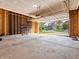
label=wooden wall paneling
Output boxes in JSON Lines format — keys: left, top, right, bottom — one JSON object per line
{"left": 27, "top": 21, "right": 29, "bottom": 33}
{"left": 21, "top": 15, "right": 23, "bottom": 34}
{"left": 18, "top": 15, "right": 20, "bottom": 34}
{"left": 23, "top": 16, "right": 24, "bottom": 24}
{"left": 78, "top": 8, "right": 79, "bottom": 36}
{"left": 28, "top": 21, "right": 32, "bottom": 33}
{"left": 18, "top": 14, "right": 21, "bottom": 34}
{"left": 11, "top": 13, "right": 14, "bottom": 34}
{"left": 25, "top": 16, "right": 27, "bottom": 33}
{"left": 15, "top": 14, "right": 17, "bottom": 34}
{"left": 25, "top": 17, "right": 28, "bottom": 33}
{"left": 16, "top": 14, "right": 18, "bottom": 34}
{"left": 13, "top": 13, "right": 15, "bottom": 34}
{"left": 0, "top": 8, "right": 33, "bottom": 36}
{"left": 24, "top": 16, "right": 27, "bottom": 34}
{"left": 32, "top": 21, "right": 35, "bottom": 33}
{"left": 17, "top": 14, "right": 19, "bottom": 34}
{"left": 20, "top": 15, "right": 22, "bottom": 34}
{"left": 12, "top": 13, "right": 15, "bottom": 34}
{"left": 36, "top": 22, "right": 39, "bottom": 33}
{"left": 32, "top": 21, "right": 39, "bottom": 33}
{"left": 19, "top": 15, "right": 21, "bottom": 34}
{"left": 23, "top": 15, "right": 26, "bottom": 33}
{"left": 0, "top": 9, "right": 4, "bottom": 35}
{"left": 23, "top": 16, "right": 26, "bottom": 24}
{"left": 24, "top": 16, "right": 26, "bottom": 22}
{"left": 0, "top": 9, "right": 2, "bottom": 35}
{"left": 35, "top": 22, "right": 38, "bottom": 33}
{"left": 4, "top": 10, "right": 9, "bottom": 35}
{"left": 0, "top": 14, "right": 2, "bottom": 35}
{"left": 20, "top": 15, "right": 22, "bottom": 33}
{"left": 22, "top": 15, "right": 23, "bottom": 25}
{"left": 69, "top": 9, "right": 79, "bottom": 36}
{"left": 12, "top": 13, "right": 16, "bottom": 35}
{"left": 23, "top": 16, "right": 26, "bottom": 33}
{"left": 2, "top": 10, "right": 5, "bottom": 35}
{"left": 30, "top": 21, "right": 32, "bottom": 33}
{"left": 8, "top": 12, "right": 12, "bottom": 35}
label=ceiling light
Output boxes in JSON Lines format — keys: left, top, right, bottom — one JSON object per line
{"left": 32, "top": 4, "right": 38, "bottom": 8}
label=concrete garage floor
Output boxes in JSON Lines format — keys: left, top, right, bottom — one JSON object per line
{"left": 0, "top": 34, "right": 79, "bottom": 59}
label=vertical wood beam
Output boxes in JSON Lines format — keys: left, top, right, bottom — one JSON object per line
{"left": 32, "top": 21, "right": 39, "bottom": 33}
{"left": 69, "top": 8, "right": 79, "bottom": 36}
{"left": 0, "top": 9, "right": 3, "bottom": 35}
{"left": 4, "top": 10, "right": 9, "bottom": 35}
{"left": 11, "top": 13, "right": 14, "bottom": 34}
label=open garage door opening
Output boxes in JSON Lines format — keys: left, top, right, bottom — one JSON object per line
{"left": 39, "top": 13, "right": 69, "bottom": 36}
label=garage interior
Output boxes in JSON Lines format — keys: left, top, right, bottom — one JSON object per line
{"left": 0, "top": 0, "right": 79, "bottom": 59}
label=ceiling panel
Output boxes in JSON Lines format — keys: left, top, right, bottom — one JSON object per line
{"left": 0, "top": 0, "right": 78, "bottom": 17}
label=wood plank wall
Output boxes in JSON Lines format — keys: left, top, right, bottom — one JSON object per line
{"left": 0, "top": 9, "right": 4, "bottom": 35}
{"left": 0, "top": 9, "right": 32, "bottom": 36}
{"left": 69, "top": 8, "right": 79, "bottom": 36}
{"left": 32, "top": 21, "right": 39, "bottom": 33}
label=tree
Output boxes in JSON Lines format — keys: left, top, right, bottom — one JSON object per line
{"left": 56, "top": 20, "right": 63, "bottom": 31}
{"left": 62, "top": 21, "right": 68, "bottom": 30}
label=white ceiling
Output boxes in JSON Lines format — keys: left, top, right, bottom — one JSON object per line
{"left": 0, "top": 0, "right": 78, "bottom": 16}
{"left": 35, "top": 13, "right": 69, "bottom": 22}
{"left": 0, "top": 0, "right": 63, "bottom": 14}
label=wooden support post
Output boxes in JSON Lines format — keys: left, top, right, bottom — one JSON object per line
{"left": 69, "top": 8, "right": 79, "bottom": 40}
{"left": 32, "top": 21, "right": 39, "bottom": 33}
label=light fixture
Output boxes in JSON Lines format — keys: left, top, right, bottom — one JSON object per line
{"left": 33, "top": 4, "right": 38, "bottom": 8}
{"left": 32, "top": 4, "right": 42, "bottom": 18}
